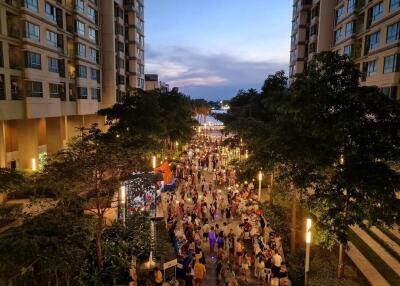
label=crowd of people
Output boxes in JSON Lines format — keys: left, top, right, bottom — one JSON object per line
{"left": 158, "top": 133, "right": 289, "bottom": 286}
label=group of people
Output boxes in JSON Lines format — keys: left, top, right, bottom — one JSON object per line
{"left": 155, "top": 134, "right": 289, "bottom": 286}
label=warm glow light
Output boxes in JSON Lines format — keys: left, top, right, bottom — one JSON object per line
{"left": 245, "top": 150, "right": 249, "bottom": 159}
{"left": 258, "top": 171, "right": 263, "bottom": 181}
{"left": 306, "top": 218, "right": 312, "bottom": 244}
{"left": 31, "top": 158, "right": 37, "bottom": 171}
{"left": 175, "top": 141, "right": 179, "bottom": 147}
{"left": 339, "top": 154, "right": 345, "bottom": 165}
{"left": 152, "top": 156, "right": 156, "bottom": 169}
{"left": 120, "top": 185, "right": 126, "bottom": 204}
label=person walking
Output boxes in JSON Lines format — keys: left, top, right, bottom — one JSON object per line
{"left": 185, "top": 263, "right": 195, "bottom": 286}
{"left": 209, "top": 226, "right": 216, "bottom": 253}
{"left": 194, "top": 260, "right": 206, "bottom": 286}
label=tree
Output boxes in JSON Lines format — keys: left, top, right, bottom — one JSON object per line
{"left": 0, "top": 168, "right": 27, "bottom": 195}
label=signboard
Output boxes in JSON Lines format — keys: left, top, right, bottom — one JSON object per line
{"left": 163, "top": 259, "right": 177, "bottom": 270}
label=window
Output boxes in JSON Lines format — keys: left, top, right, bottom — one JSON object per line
{"left": 88, "top": 6, "right": 97, "bottom": 23}
{"left": 90, "top": 68, "right": 98, "bottom": 80}
{"left": 48, "top": 57, "right": 59, "bottom": 72}
{"left": 344, "top": 45, "right": 352, "bottom": 56}
{"left": 345, "top": 21, "right": 355, "bottom": 37}
{"left": 371, "top": 3, "right": 384, "bottom": 23}
{"left": 0, "top": 43, "right": 3, "bottom": 68}
{"left": 336, "top": 6, "right": 345, "bottom": 23}
{"left": 88, "top": 27, "right": 97, "bottom": 41}
{"left": 24, "top": 0, "right": 38, "bottom": 12}
{"left": 0, "top": 75, "right": 5, "bottom": 100}
{"left": 384, "top": 55, "right": 398, "bottom": 73}
{"left": 91, "top": 87, "right": 98, "bottom": 100}
{"left": 76, "top": 0, "right": 84, "bottom": 13}
{"left": 76, "top": 43, "right": 86, "bottom": 57}
{"left": 335, "top": 28, "right": 343, "bottom": 43}
{"left": 45, "top": 2, "right": 55, "bottom": 21}
{"left": 25, "top": 52, "right": 41, "bottom": 69}
{"left": 387, "top": 22, "right": 400, "bottom": 43}
{"left": 348, "top": 0, "right": 356, "bottom": 13}
{"left": 77, "top": 65, "right": 87, "bottom": 78}
{"left": 25, "top": 81, "right": 43, "bottom": 97}
{"left": 47, "top": 31, "right": 57, "bottom": 48}
{"left": 382, "top": 86, "right": 398, "bottom": 99}
{"left": 25, "top": 22, "right": 40, "bottom": 41}
{"left": 390, "top": 0, "right": 400, "bottom": 12}
{"left": 76, "top": 20, "right": 85, "bottom": 36}
{"left": 77, "top": 87, "right": 88, "bottom": 99}
{"left": 59, "top": 83, "right": 66, "bottom": 101}
{"left": 89, "top": 48, "right": 98, "bottom": 63}
{"left": 49, "top": 83, "right": 59, "bottom": 98}
{"left": 368, "top": 31, "right": 380, "bottom": 51}
{"left": 367, "top": 60, "right": 377, "bottom": 76}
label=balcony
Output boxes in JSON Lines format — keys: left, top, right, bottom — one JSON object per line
{"left": 8, "top": 45, "right": 22, "bottom": 70}
{"left": 10, "top": 77, "right": 23, "bottom": 100}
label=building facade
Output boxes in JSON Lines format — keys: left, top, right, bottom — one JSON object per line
{"left": 145, "top": 74, "right": 169, "bottom": 93}
{"left": 0, "top": 0, "right": 145, "bottom": 170}
{"left": 290, "top": 0, "right": 400, "bottom": 99}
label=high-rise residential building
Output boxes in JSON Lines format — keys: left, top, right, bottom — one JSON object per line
{"left": 0, "top": 0, "right": 145, "bottom": 170}
{"left": 145, "top": 74, "right": 169, "bottom": 93}
{"left": 101, "top": 0, "right": 145, "bottom": 106}
{"left": 290, "top": 0, "right": 400, "bottom": 99}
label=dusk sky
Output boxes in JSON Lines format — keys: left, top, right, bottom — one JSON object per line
{"left": 145, "top": 0, "right": 293, "bottom": 101}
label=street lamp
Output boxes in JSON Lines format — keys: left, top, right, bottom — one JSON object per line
{"left": 305, "top": 218, "right": 312, "bottom": 285}
{"left": 258, "top": 171, "right": 263, "bottom": 201}
{"left": 152, "top": 156, "right": 157, "bottom": 169}
{"left": 31, "top": 158, "right": 37, "bottom": 171}
{"left": 120, "top": 185, "right": 126, "bottom": 226}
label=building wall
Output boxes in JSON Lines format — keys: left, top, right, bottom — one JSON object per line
{"left": 0, "top": 0, "right": 138, "bottom": 170}
{"left": 290, "top": 0, "right": 400, "bottom": 99}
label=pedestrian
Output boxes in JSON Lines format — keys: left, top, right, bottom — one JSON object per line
{"left": 209, "top": 226, "right": 216, "bottom": 253}
{"left": 235, "top": 239, "right": 243, "bottom": 266}
{"left": 226, "top": 207, "right": 231, "bottom": 222}
{"left": 241, "top": 251, "right": 251, "bottom": 283}
{"left": 185, "top": 264, "right": 195, "bottom": 286}
{"left": 202, "top": 220, "right": 210, "bottom": 242}
{"left": 153, "top": 267, "right": 163, "bottom": 286}
{"left": 216, "top": 257, "right": 223, "bottom": 282}
{"left": 217, "top": 231, "right": 224, "bottom": 249}
{"left": 271, "top": 250, "right": 282, "bottom": 277}
{"left": 194, "top": 260, "right": 206, "bottom": 286}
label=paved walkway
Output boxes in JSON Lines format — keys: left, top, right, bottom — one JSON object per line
{"left": 346, "top": 242, "right": 391, "bottom": 286}
{"left": 370, "top": 226, "right": 400, "bottom": 256}
{"left": 351, "top": 226, "right": 400, "bottom": 274}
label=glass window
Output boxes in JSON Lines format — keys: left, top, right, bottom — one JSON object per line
{"left": 345, "top": 21, "right": 355, "bottom": 37}
{"left": 88, "top": 27, "right": 96, "bottom": 41}
{"left": 25, "top": 22, "right": 40, "bottom": 41}
{"left": 48, "top": 57, "right": 59, "bottom": 73}
{"left": 348, "top": 0, "right": 356, "bottom": 13}
{"left": 390, "top": 0, "right": 400, "bottom": 12}
{"left": 47, "top": 31, "right": 57, "bottom": 48}
{"left": 24, "top": 0, "right": 38, "bottom": 12}
{"left": 45, "top": 2, "right": 55, "bottom": 21}
{"left": 371, "top": 3, "right": 384, "bottom": 23}
{"left": 384, "top": 55, "right": 397, "bottom": 73}
{"left": 25, "top": 51, "right": 41, "bottom": 69}
{"left": 90, "top": 68, "right": 98, "bottom": 80}
{"left": 344, "top": 45, "right": 352, "bottom": 56}
{"left": 76, "top": 0, "right": 84, "bottom": 13}
{"left": 88, "top": 6, "right": 97, "bottom": 22}
{"left": 76, "top": 43, "right": 86, "bottom": 57}
{"left": 49, "top": 83, "right": 59, "bottom": 98}
{"left": 91, "top": 87, "right": 97, "bottom": 100}
{"left": 336, "top": 6, "right": 345, "bottom": 23}
{"left": 367, "top": 60, "right": 377, "bottom": 76}
{"left": 387, "top": 22, "right": 400, "bottom": 43}
{"left": 369, "top": 31, "right": 380, "bottom": 50}
{"left": 25, "top": 81, "right": 43, "bottom": 97}
{"left": 77, "top": 65, "right": 87, "bottom": 78}
{"left": 0, "top": 74, "right": 5, "bottom": 100}
{"left": 335, "top": 28, "right": 343, "bottom": 43}
{"left": 76, "top": 20, "right": 85, "bottom": 36}
{"left": 89, "top": 48, "right": 98, "bottom": 63}
{"left": 77, "top": 87, "right": 88, "bottom": 99}
{"left": 382, "top": 86, "right": 398, "bottom": 99}
{"left": 0, "top": 43, "right": 3, "bottom": 68}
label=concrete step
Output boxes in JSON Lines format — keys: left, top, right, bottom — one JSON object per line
{"left": 370, "top": 226, "right": 400, "bottom": 257}
{"left": 351, "top": 226, "right": 400, "bottom": 274}
{"left": 346, "top": 241, "right": 390, "bottom": 286}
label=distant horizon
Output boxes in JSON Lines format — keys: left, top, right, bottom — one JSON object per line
{"left": 145, "top": 0, "right": 292, "bottom": 101}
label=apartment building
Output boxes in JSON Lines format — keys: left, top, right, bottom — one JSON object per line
{"left": 145, "top": 74, "right": 169, "bottom": 93}
{"left": 102, "top": 0, "right": 144, "bottom": 106}
{"left": 290, "top": 0, "right": 400, "bottom": 99}
{"left": 0, "top": 0, "right": 145, "bottom": 170}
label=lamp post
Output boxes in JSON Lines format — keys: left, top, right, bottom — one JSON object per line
{"left": 305, "top": 218, "right": 312, "bottom": 285}
{"left": 152, "top": 155, "right": 157, "bottom": 169}
{"left": 120, "top": 185, "right": 126, "bottom": 226}
{"left": 31, "top": 158, "right": 37, "bottom": 171}
{"left": 258, "top": 171, "right": 263, "bottom": 201}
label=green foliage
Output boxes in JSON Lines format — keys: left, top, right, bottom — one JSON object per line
{"left": 0, "top": 203, "right": 23, "bottom": 228}
{"left": 0, "top": 168, "right": 27, "bottom": 194}
{"left": 0, "top": 210, "right": 95, "bottom": 285}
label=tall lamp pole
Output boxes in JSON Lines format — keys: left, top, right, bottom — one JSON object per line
{"left": 258, "top": 171, "right": 263, "bottom": 201}
{"left": 120, "top": 185, "right": 126, "bottom": 226}
{"left": 305, "top": 218, "right": 312, "bottom": 285}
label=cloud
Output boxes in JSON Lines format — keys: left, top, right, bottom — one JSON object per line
{"left": 145, "top": 45, "right": 288, "bottom": 100}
